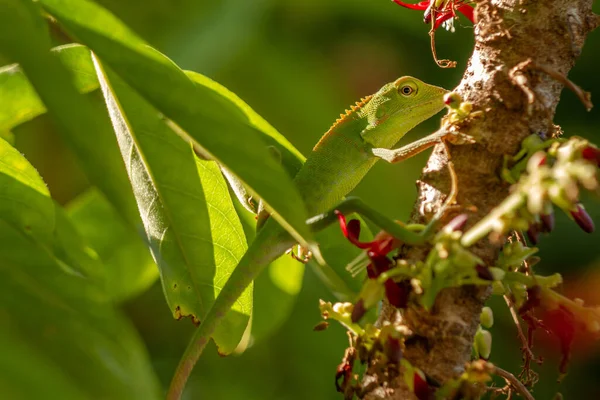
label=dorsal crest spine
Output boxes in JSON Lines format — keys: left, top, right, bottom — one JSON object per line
{"left": 330, "top": 95, "right": 373, "bottom": 130}
{"left": 313, "top": 95, "right": 373, "bottom": 150}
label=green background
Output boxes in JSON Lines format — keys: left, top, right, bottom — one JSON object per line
{"left": 10, "top": 0, "right": 600, "bottom": 398}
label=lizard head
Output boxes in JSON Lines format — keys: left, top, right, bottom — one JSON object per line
{"left": 360, "top": 76, "right": 448, "bottom": 149}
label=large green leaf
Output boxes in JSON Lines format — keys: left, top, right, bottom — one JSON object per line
{"left": 0, "top": 136, "right": 54, "bottom": 244}
{"left": 0, "top": 134, "right": 103, "bottom": 284}
{"left": 51, "top": 201, "right": 105, "bottom": 284}
{"left": 0, "top": 44, "right": 98, "bottom": 132}
{"left": 0, "top": 220, "right": 161, "bottom": 399}
{"left": 38, "top": 0, "right": 314, "bottom": 249}
{"left": 93, "top": 59, "right": 251, "bottom": 354}
{"left": 0, "top": 2, "right": 139, "bottom": 227}
{"left": 0, "top": 44, "right": 305, "bottom": 182}
{"left": 67, "top": 189, "right": 159, "bottom": 302}
{"left": 184, "top": 70, "right": 305, "bottom": 178}
{"left": 0, "top": 42, "right": 306, "bottom": 220}
{"left": 0, "top": 122, "right": 159, "bottom": 398}
{"left": 0, "top": 329, "right": 87, "bottom": 400}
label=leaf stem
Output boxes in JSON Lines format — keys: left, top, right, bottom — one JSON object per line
{"left": 493, "top": 365, "right": 535, "bottom": 400}
{"left": 167, "top": 327, "right": 211, "bottom": 400}
{"left": 460, "top": 192, "right": 526, "bottom": 247}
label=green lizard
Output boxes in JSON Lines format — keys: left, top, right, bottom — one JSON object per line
{"left": 168, "top": 76, "right": 449, "bottom": 398}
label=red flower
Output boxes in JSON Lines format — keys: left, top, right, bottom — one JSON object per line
{"left": 336, "top": 211, "right": 395, "bottom": 276}
{"left": 393, "top": 0, "right": 475, "bottom": 30}
{"left": 336, "top": 211, "right": 411, "bottom": 309}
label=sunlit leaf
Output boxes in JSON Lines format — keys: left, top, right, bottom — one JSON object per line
{"left": 184, "top": 70, "right": 305, "bottom": 178}
{"left": 0, "top": 44, "right": 306, "bottom": 186}
{"left": 0, "top": 136, "right": 54, "bottom": 243}
{"left": 0, "top": 3, "right": 139, "bottom": 227}
{"left": 38, "top": 0, "right": 314, "bottom": 249}
{"left": 0, "top": 134, "right": 103, "bottom": 286}
{"left": 93, "top": 59, "right": 251, "bottom": 354}
{"left": 0, "top": 44, "right": 98, "bottom": 131}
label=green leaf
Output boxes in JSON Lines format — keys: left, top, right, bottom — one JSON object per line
{"left": 0, "top": 44, "right": 306, "bottom": 183}
{"left": 232, "top": 200, "right": 305, "bottom": 343}
{"left": 0, "top": 220, "right": 161, "bottom": 399}
{"left": 51, "top": 201, "right": 105, "bottom": 284}
{"left": 0, "top": 44, "right": 98, "bottom": 132}
{"left": 0, "top": 329, "right": 87, "bottom": 400}
{"left": 0, "top": 136, "right": 54, "bottom": 243}
{"left": 0, "top": 135, "right": 102, "bottom": 285}
{"left": 38, "top": 0, "right": 314, "bottom": 249}
{"left": 67, "top": 189, "right": 159, "bottom": 302}
{"left": 184, "top": 70, "right": 305, "bottom": 178}
{"left": 94, "top": 60, "right": 251, "bottom": 354}
{"left": 253, "top": 255, "right": 305, "bottom": 341}
{"left": 0, "top": 2, "right": 139, "bottom": 227}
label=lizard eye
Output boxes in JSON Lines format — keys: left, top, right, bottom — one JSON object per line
{"left": 399, "top": 85, "right": 415, "bottom": 97}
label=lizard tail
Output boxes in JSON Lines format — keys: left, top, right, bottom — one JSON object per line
{"left": 167, "top": 222, "right": 295, "bottom": 399}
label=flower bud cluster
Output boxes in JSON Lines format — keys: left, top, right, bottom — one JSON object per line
{"left": 319, "top": 300, "right": 412, "bottom": 395}
{"left": 464, "top": 136, "right": 599, "bottom": 248}
{"left": 526, "top": 137, "right": 597, "bottom": 231}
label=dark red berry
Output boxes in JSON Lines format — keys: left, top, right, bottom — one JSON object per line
{"left": 540, "top": 212, "right": 555, "bottom": 233}
{"left": 582, "top": 146, "right": 600, "bottom": 167}
{"left": 475, "top": 265, "right": 494, "bottom": 281}
{"left": 368, "top": 251, "right": 393, "bottom": 276}
{"left": 384, "top": 279, "right": 409, "bottom": 308}
{"left": 386, "top": 336, "right": 403, "bottom": 364}
{"left": 527, "top": 223, "right": 540, "bottom": 245}
{"left": 351, "top": 299, "right": 367, "bottom": 323}
{"left": 571, "top": 204, "right": 595, "bottom": 233}
{"left": 445, "top": 214, "right": 469, "bottom": 232}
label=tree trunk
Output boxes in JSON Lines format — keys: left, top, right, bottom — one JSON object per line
{"left": 362, "top": 0, "right": 599, "bottom": 398}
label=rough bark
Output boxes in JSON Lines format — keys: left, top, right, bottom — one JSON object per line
{"left": 362, "top": 0, "right": 599, "bottom": 398}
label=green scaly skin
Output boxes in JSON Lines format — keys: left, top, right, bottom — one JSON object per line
{"left": 168, "top": 76, "right": 448, "bottom": 399}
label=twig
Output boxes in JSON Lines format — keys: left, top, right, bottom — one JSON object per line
{"left": 509, "top": 61, "right": 537, "bottom": 115}
{"left": 532, "top": 62, "right": 593, "bottom": 111}
{"left": 504, "top": 294, "right": 541, "bottom": 386}
{"left": 504, "top": 295, "right": 534, "bottom": 360}
{"left": 512, "top": 59, "right": 593, "bottom": 111}
{"left": 493, "top": 366, "right": 536, "bottom": 400}
{"left": 429, "top": 14, "right": 457, "bottom": 68}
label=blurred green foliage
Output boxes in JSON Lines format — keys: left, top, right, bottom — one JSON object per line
{"left": 6, "top": 0, "right": 600, "bottom": 398}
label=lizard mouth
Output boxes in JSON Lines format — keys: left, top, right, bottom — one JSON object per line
{"left": 394, "top": 97, "right": 446, "bottom": 119}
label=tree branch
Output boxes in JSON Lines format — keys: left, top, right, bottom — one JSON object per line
{"left": 361, "top": 0, "right": 598, "bottom": 398}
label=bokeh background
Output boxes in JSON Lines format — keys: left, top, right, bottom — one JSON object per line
{"left": 12, "top": 0, "right": 600, "bottom": 398}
